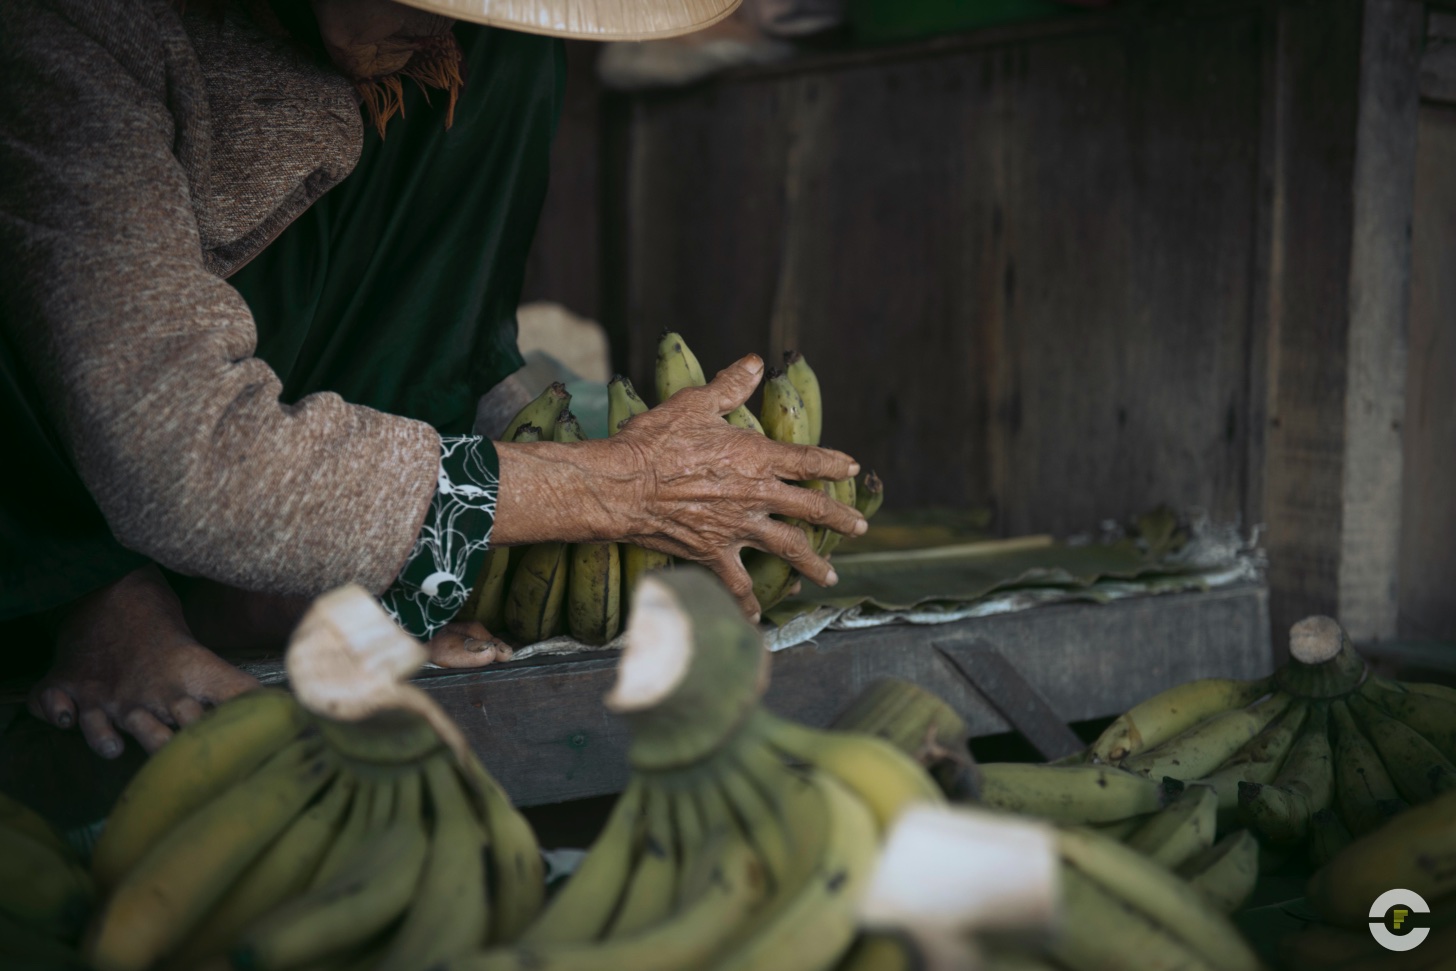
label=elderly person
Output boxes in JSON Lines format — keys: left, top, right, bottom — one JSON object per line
{"left": 0, "top": 0, "right": 864, "bottom": 759}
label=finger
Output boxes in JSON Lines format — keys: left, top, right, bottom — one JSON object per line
{"left": 31, "top": 686, "right": 77, "bottom": 730}
{"left": 764, "top": 441, "right": 861, "bottom": 486}
{"left": 711, "top": 551, "right": 762, "bottom": 623}
{"left": 751, "top": 519, "right": 837, "bottom": 587}
{"left": 787, "top": 580, "right": 802, "bottom": 597}
{"left": 80, "top": 709, "right": 125, "bottom": 759}
{"left": 701, "top": 354, "right": 765, "bottom": 416}
{"left": 121, "top": 709, "right": 174, "bottom": 754}
{"left": 765, "top": 481, "right": 866, "bottom": 537}
{"left": 170, "top": 696, "right": 206, "bottom": 727}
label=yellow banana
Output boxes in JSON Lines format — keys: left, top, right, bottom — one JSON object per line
{"left": 1177, "top": 830, "right": 1260, "bottom": 915}
{"left": 0, "top": 823, "right": 92, "bottom": 942}
{"left": 975, "top": 763, "right": 1170, "bottom": 824}
{"left": 1123, "top": 691, "right": 1292, "bottom": 782}
{"left": 622, "top": 543, "right": 673, "bottom": 614}
{"left": 607, "top": 374, "right": 649, "bottom": 433}
{"left": 1051, "top": 864, "right": 1221, "bottom": 971}
{"left": 1194, "top": 699, "right": 1307, "bottom": 813}
{"left": 85, "top": 739, "right": 336, "bottom": 971}
{"left": 1349, "top": 693, "right": 1456, "bottom": 804}
{"left": 1123, "top": 783, "right": 1218, "bottom": 869}
{"left": 91, "top": 688, "right": 307, "bottom": 888}
{"left": 501, "top": 382, "right": 570, "bottom": 442}
{"left": 504, "top": 541, "right": 569, "bottom": 644}
{"left": 376, "top": 755, "right": 489, "bottom": 970}
{"left": 1331, "top": 700, "right": 1405, "bottom": 835}
{"left": 1088, "top": 677, "right": 1273, "bottom": 765}
{"left": 167, "top": 774, "right": 357, "bottom": 967}
{"left": 654, "top": 331, "right": 707, "bottom": 403}
{"left": 727, "top": 405, "right": 765, "bottom": 433}
{"left": 233, "top": 808, "right": 429, "bottom": 970}
{"left": 459, "top": 547, "right": 512, "bottom": 629}
{"left": 783, "top": 350, "right": 823, "bottom": 446}
{"left": 567, "top": 542, "right": 622, "bottom": 646}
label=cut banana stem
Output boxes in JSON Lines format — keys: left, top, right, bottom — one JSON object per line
{"left": 655, "top": 331, "right": 708, "bottom": 403}
{"left": 974, "top": 764, "right": 1170, "bottom": 824}
{"left": 502, "top": 383, "right": 570, "bottom": 443}
{"left": 1177, "top": 830, "right": 1260, "bottom": 916}
{"left": 1279, "top": 615, "right": 1368, "bottom": 698}
{"left": 783, "top": 351, "right": 824, "bottom": 446}
{"left": 1088, "top": 677, "right": 1274, "bottom": 766}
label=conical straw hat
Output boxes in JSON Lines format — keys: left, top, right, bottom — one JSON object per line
{"left": 393, "top": 0, "right": 741, "bottom": 40}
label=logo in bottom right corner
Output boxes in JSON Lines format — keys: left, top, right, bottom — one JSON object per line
{"left": 1370, "top": 889, "right": 1432, "bottom": 952}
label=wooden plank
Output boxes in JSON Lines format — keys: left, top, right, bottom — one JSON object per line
{"left": 1399, "top": 103, "right": 1456, "bottom": 642}
{"left": 0, "top": 585, "right": 1270, "bottom": 822}
{"left": 1423, "top": 12, "right": 1456, "bottom": 105}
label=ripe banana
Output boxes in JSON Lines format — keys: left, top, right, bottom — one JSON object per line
{"left": 1331, "top": 699, "right": 1406, "bottom": 836}
{"left": 504, "top": 541, "right": 569, "bottom": 644}
{"left": 760, "top": 369, "right": 810, "bottom": 445}
{"left": 622, "top": 543, "right": 673, "bottom": 613}
{"left": 1177, "top": 830, "right": 1260, "bottom": 915}
{"left": 1123, "top": 783, "right": 1218, "bottom": 869}
{"left": 1237, "top": 702, "right": 1333, "bottom": 843}
{"left": 1051, "top": 864, "right": 1219, "bottom": 971}
{"left": 1362, "top": 676, "right": 1456, "bottom": 761}
{"left": 1349, "top": 693, "right": 1456, "bottom": 804}
{"left": 655, "top": 330, "right": 708, "bottom": 402}
{"left": 1123, "top": 690, "right": 1292, "bottom": 783}
{"left": 567, "top": 541, "right": 622, "bottom": 646}
{"left": 1055, "top": 826, "right": 1262, "bottom": 971}
{"left": 86, "top": 738, "right": 336, "bottom": 971}
{"left": 783, "top": 350, "right": 823, "bottom": 446}
{"left": 460, "top": 547, "right": 512, "bottom": 629}
{"left": 91, "top": 688, "right": 308, "bottom": 888}
{"left": 1307, "top": 787, "right": 1456, "bottom": 927}
{"left": 502, "top": 382, "right": 570, "bottom": 442}
{"left": 1088, "top": 676, "right": 1274, "bottom": 765}
{"left": 1194, "top": 699, "right": 1307, "bottom": 813}
{"left": 974, "top": 763, "right": 1172, "bottom": 824}
{"left": 607, "top": 374, "right": 649, "bottom": 433}
{"left": 0, "top": 822, "right": 92, "bottom": 942}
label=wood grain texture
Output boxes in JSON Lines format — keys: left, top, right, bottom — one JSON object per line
{"left": 0, "top": 585, "right": 1271, "bottom": 820}
{"left": 1399, "top": 104, "right": 1456, "bottom": 642}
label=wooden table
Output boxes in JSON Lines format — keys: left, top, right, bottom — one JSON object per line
{"left": 0, "top": 584, "right": 1271, "bottom": 827}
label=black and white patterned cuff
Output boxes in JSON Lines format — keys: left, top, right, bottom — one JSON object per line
{"left": 380, "top": 435, "right": 498, "bottom": 640}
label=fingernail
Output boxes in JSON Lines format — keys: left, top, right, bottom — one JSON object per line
{"left": 746, "top": 356, "right": 764, "bottom": 374}
{"left": 848, "top": 463, "right": 861, "bottom": 477}
{"left": 56, "top": 711, "right": 73, "bottom": 728}
{"left": 100, "top": 739, "right": 122, "bottom": 759}
{"left": 463, "top": 637, "right": 492, "bottom": 654}
{"left": 826, "top": 569, "right": 839, "bottom": 586}
{"left": 751, "top": 611, "right": 762, "bottom": 624}
{"left": 854, "top": 519, "right": 869, "bottom": 536}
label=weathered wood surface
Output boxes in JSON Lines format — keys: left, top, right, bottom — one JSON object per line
{"left": 0, "top": 585, "right": 1271, "bottom": 823}
{"left": 1400, "top": 103, "right": 1456, "bottom": 642}
{"left": 1423, "top": 11, "right": 1456, "bottom": 104}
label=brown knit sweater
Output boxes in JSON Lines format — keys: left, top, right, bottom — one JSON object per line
{"left": 0, "top": 0, "right": 441, "bottom": 598}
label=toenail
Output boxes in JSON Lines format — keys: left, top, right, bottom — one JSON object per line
{"left": 56, "top": 712, "right": 73, "bottom": 728}
{"left": 100, "top": 739, "right": 122, "bottom": 758}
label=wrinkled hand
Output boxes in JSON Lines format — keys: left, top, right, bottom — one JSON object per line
{"left": 493, "top": 355, "right": 866, "bottom": 619}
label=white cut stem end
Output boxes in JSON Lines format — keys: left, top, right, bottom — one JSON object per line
{"left": 1289, "top": 615, "right": 1345, "bottom": 665}
{"left": 605, "top": 576, "right": 692, "bottom": 713}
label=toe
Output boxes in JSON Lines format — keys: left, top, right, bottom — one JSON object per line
{"left": 427, "top": 622, "right": 511, "bottom": 669}
{"left": 121, "top": 709, "right": 174, "bottom": 753}
{"left": 170, "top": 696, "right": 206, "bottom": 727}
{"left": 80, "top": 709, "right": 125, "bottom": 759}
{"left": 31, "top": 686, "right": 77, "bottom": 730}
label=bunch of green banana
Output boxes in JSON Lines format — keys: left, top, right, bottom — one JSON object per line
{"left": 84, "top": 687, "right": 542, "bottom": 971}
{"left": 0, "top": 789, "right": 92, "bottom": 967}
{"left": 440, "top": 567, "right": 943, "bottom": 971}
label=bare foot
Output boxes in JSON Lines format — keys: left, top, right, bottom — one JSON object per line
{"left": 426, "top": 620, "right": 513, "bottom": 668}
{"left": 29, "top": 566, "right": 259, "bottom": 758}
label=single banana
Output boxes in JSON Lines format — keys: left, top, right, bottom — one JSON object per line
{"left": 759, "top": 713, "right": 944, "bottom": 833}
{"left": 308, "top": 777, "right": 374, "bottom": 890}
{"left": 655, "top": 331, "right": 707, "bottom": 403}
{"left": 1306, "top": 787, "right": 1456, "bottom": 927}
{"left": 1331, "top": 700, "right": 1405, "bottom": 836}
{"left": 1088, "top": 676, "right": 1274, "bottom": 765}
{"left": 622, "top": 543, "right": 673, "bottom": 615}
{"left": 1123, "top": 691, "right": 1292, "bottom": 782}
{"left": 459, "top": 547, "right": 512, "bottom": 630}
{"left": 0, "top": 823, "right": 92, "bottom": 942}
{"left": 817, "top": 478, "right": 857, "bottom": 557}
{"left": 376, "top": 755, "right": 489, "bottom": 970}
{"left": 1177, "top": 830, "right": 1260, "bottom": 915}
{"left": 1348, "top": 693, "right": 1456, "bottom": 804}
{"left": 741, "top": 371, "right": 817, "bottom": 612}
{"left": 1236, "top": 702, "right": 1332, "bottom": 844}
{"left": 504, "top": 541, "right": 569, "bottom": 644}
{"left": 167, "top": 774, "right": 357, "bottom": 967}
{"left": 605, "top": 785, "right": 679, "bottom": 938}
{"left": 709, "top": 772, "right": 878, "bottom": 971}
{"left": 91, "top": 688, "right": 308, "bottom": 888}
{"left": 854, "top": 470, "right": 884, "bottom": 522}
{"left": 1051, "top": 865, "right": 1220, "bottom": 971}
{"left": 232, "top": 809, "right": 430, "bottom": 971}
{"left": 502, "top": 382, "right": 570, "bottom": 442}
{"left": 727, "top": 405, "right": 765, "bottom": 433}
{"left": 462, "top": 757, "right": 546, "bottom": 945}
{"left": 974, "top": 763, "right": 1171, "bottom": 824}
{"left": 1194, "top": 699, "right": 1308, "bottom": 813}
{"left": 759, "top": 369, "right": 810, "bottom": 445}
{"left": 1123, "top": 783, "right": 1218, "bottom": 869}
{"left": 783, "top": 350, "right": 823, "bottom": 446}
{"left": 85, "top": 739, "right": 336, "bottom": 971}
{"left": 1362, "top": 676, "right": 1456, "bottom": 760}
{"left": 717, "top": 750, "right": 795, "bottom": 891}
{"left": 1056, "top": 826, "right": 1262, "bottom": 971}
{"left": 0, "top": 790, "right": 75, "bottom": 864}
{"left": 567, "top": 541, "right": 622, "bottom": 646}
{"left": 607, "top": 374, "right": 649, "bottom": 433}
{"left": 1306, "top": 807, "right": 1353, "bottom": 868}
{"left": 518, "top": 781, "right": 645, "bottom": 945}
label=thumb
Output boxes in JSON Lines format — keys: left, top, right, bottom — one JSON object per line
{"left": 704, "top": 354, "right": 764, "bottom": 416}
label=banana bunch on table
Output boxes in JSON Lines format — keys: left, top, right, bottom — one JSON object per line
{"left": 462, "top": 333, "right": 884, "bottom": 647}
{"left": 82, "top": 685, "right": 542, "bottom": 971}
{"left": 438, "top": 567, "right": 943, "bottom": 971}
{"left": 0, "top": 789, "right": 93, "bottom": 968}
